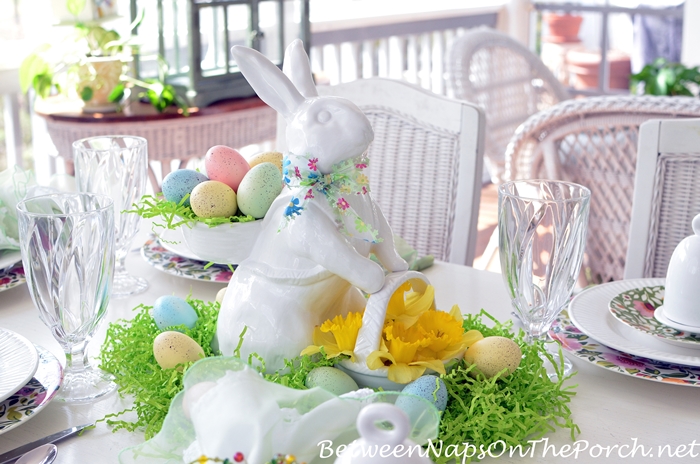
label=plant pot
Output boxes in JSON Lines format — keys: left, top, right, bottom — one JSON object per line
{"left": 544, "top": 13, "right": 583, "bottom": 44}
{"left": 76, "top": 56, "right": 124, "bottom": 113}
{"left": 567, "top": 49, "right": 631, "bottom": 90}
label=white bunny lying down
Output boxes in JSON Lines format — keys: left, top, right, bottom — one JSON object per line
{"left": 215, "top": 40, "right": 407, "bottom": 371}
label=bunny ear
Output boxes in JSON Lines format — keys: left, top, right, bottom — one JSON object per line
{"left": 282, "top": 39, "right": 318, "bottom": 98}
{"left": 231, "top": 45, "right": 305, "bottom": 119}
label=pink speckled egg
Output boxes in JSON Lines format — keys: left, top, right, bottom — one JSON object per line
{"left": 204, "top": 145, "right": 250, "bottom": 192}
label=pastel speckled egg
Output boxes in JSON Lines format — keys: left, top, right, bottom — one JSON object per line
{"left": 162, "top": 169, "right": 208, "bottom": 206}
{"left": 305, "top": 367, "right": 359, "bottom": 396}
{"left": 248, "top": 151, "right": 283, "bottom": 173}
{"left": 205, "top": 145, "right": 250, "bottom": 192}
{"left": 463, "top": 336, "right": 522, "bottom": 379}
{"left": 189, "top": 180, "right": 237, "bottom": 218}
{"left": 215, "top": 287, "right": 227, "bottom": 304}
{"left": 151, "top": 295, "right": 198, "bottom": 331}
{"left": 396, "top": 375, "right": 448, "bottom": 414}
{"left": 236, "top": 163, "right": 283, "bottom": 218}
{"left": 153, "top": 331, "right": 205, "bottom": 370}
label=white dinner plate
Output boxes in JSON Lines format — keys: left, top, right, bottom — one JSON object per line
{"left": 0, "top": 328, "right": 39, "bottom": 403}
{"left": 0, "top": 251, "right": 21, "bottom": 271}
{"left": 569, "top": 278, "right": 700, "bottom": 367}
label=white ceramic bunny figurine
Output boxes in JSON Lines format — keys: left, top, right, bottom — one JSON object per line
{"left": 216, "top": 40, "right": 408, "bottom": 371}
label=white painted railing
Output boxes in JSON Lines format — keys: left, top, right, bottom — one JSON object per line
{"left": 309, "top": 8, "right": 500, "bottom": 95}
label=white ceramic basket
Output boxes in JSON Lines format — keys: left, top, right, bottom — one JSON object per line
{"left": 339, "top": 271, "right": 435, "bottom": 391}
{"left": 181, "top": 220, "right": 263, "bottom": 265}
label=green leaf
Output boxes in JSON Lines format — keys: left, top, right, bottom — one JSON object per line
{"left": 108, "top": 82, "right": 125, "bottom": 102}
{"left": 33, "top": 73, "right": 54, "bottom": 99}
{"left": 66, "top": 0, "right": 87, "bottom": 17}
{"left": 80, "top": 85, "right": 94, "bottom": 101}
{"left": 18, "top": 51, "right": 50, "bottom": 94}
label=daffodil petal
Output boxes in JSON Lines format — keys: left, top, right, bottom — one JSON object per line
{"left": 449, "top": 304, "right": 463, "bottom": 322}
{"left": 464, "top": 329, "right": 484, "bottom": 346}
{"left": 367, "top": 350, "right": 395, "bottom": 370}
{"left": 411, "top": 359, "right": 446, "bottom": 375}
{"left": 300, "top": 345, "right": 321, "bottom": 357}
{"left": 388, "top": 364, "right": 426, "bottom": 384}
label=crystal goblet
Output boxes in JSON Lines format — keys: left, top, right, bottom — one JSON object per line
{"left": 73, "top": 135, "right": 149, "bottom": 298}
{"left": 498, "top": 180, "right": 591, "bottom": 378}
{"left": 17, "top": 193, "right": 116, "bottom": 402}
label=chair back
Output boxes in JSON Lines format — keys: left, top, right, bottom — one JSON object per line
{"left": 505, "top": 96, "right": 700, "bottom": 283}
{"left": 277, "top": 78, "right": 485, "bottom": 265}
{"left": 447, "top": 26, "right": 569, "bottom": 184}
{"left": 625, "top": 118, "right": 700, "bottom": 279}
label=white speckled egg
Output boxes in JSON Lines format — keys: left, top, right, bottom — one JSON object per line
{"left": 215, "top": 287, "right": 227, "bottom": 304}
{"left": 248, "top": 151, "right": 283, "bottom": 173}
{"left": 396, "top": 375, "right": 448, "bottom": 414}
{"left": 236, "top": 163, "right": 283, "bottom": 219}
{"left": 151, "top": 295, "right": 198, "bottom": 331}
{"left": 205, "top": 145, "right": 250, "bottom": 192}
{"left": 305, "top": 367, "right": 359, "bottom": 396}
{"left": 153, "top": 331, "right": 205, "bottom": 370}
{"left": 182, "top": 381, "right": 217, "bottom": 420}
{"left": 463, "top": 336, "right": 522, "bottom": 379}
{"left": 162, "top": 169, "right": 208, "bottom": 206}
{"left": 189, "top": 180, "right": 237, "bottom": 219}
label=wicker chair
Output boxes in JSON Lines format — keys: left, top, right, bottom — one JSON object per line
{"left": 447, "top": 26, "right": 569, "bottom": 184}
{"left": 277, "top": 78, "right": 485, "bottom": 265}
{"left": 625, "top": 118, "right": 700, "bottom": 279}
{"left": 504, "top": 96, "right": 700, "bottom": 284}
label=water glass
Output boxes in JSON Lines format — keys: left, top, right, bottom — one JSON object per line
{"left": 73, "top": 135, "right": 149, "bottom": 298}
{"left": 498, "top": 180, "right": 591, "bottom": 377}
{"left": 17, "top": 193, "right": 116, "bottom": 402}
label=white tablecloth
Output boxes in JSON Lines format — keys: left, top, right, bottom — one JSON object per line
{"left": 0, "top": 233, "right": 698, "bottom": 463}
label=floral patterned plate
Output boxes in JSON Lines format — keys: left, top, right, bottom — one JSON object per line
{"left": 569, "top": 278, "right": 700, "bottom": 366}
{"left": 140, "top": 235, "right": 234, "bottom": 283}
{"left": 609, "top": 285, "right": 700, "bottom": 349}
{"left": 0, "top": 262, "right": 25, "bottom": 292}
{"left": 551, "top": 311, "right": 700, "bottom": 387}
{"left": 0, "top": 345, "right": 63, "bottom": 434}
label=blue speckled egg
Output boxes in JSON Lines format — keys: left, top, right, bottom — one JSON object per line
{"left": 396, "top": 375, "right": 448, "bottom": 414}
{"left": 152, "top": 295, "right": 198, "bottom": 331}
{"left": 305, "top": 366, "right": 359, "bottom": 396}
{"left": 162, "top": 169, "right": 209, "bottom": 207}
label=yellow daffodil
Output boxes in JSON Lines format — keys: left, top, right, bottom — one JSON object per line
{"left": 385, "top": 281, "right": 435, "bottom": 328}
{"left": 301, "top": 311, "right": 363, "bottom": 361}
{"left": 416, "top": 306, "right": 484, "bottom": 360}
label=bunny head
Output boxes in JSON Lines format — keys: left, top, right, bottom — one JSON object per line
{"left": 230, "top": 40, "right": 373, "bottom": 173}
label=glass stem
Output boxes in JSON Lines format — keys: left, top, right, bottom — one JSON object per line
{"left": 65, "top": 340, "right": 90, "bottom": 374}
{"left": 115, "top": 252, "right": 127, "bottom": 276}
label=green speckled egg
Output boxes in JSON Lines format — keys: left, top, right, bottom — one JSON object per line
{"left": 189, "top": 180, "right": 237, "bottom": 219}
{"left": 153, "top": 331, "right": 205, "bottom": 370}
{"left": 305, "top": 366, "right": 359, "bottom": 396}
{"left": 236, "top": 162, "right": 283, "bottom": 219}
{"left": 463, "top": 336, "right": 522, "bottom": 379}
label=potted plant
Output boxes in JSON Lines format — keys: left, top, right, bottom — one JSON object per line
{"left": 543, "top": 12, "right": 583, "bottom": 43}
{"left": 630, "top": 58, "right": 700, "bottom": 96}
{"left": 19, "top": 0, "right": 187, "bottom": 114}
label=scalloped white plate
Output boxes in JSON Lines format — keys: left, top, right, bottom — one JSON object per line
{"left": 569, "top": 278, "right": 700, "bottom": 367}
{"left": 0, "top": 329, "right": 39, "bottom": 403}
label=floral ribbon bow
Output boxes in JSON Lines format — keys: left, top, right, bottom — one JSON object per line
{"left": 280, "top": 152, "right": 381, "bottom": 243}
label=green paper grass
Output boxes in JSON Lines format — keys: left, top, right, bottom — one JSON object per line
{"left": 128, "top": 194, "right": 256, "bottom": 231}
{"left": 430, "top": 309, "right": 579, "bottom": 463}
{"left": 99, "top": 299, "right": 340, "bottom": 439}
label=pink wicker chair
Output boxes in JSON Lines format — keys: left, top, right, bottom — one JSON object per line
{"left": 277, "top": 78, "right": 486, "bottom": 265}
{"left": 504, "top": 96, "right": 700, "bottom": 284}
{"left": 447, "top": 26, "right": 569, "bottom": 184}
{"left": 625, "top": 118, "right": 700, "bottom": 279}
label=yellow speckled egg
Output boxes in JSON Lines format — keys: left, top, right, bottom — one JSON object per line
{"left": 463, "top": 336, "right": 522, "bottom": 379}
{"left": 215, "top": 287, "right": 226, "bottom": 304}
{"left": 248, "top": 151, "right": 283, "bottom": 173}
{"left": 153, "top": 331, "right": 205, "bottom": 370}
{"left": 237, "top": 163, "right": 283, "bottom": 219}
{"left": 189, "top": 180, "right": 237, "bottom": 218}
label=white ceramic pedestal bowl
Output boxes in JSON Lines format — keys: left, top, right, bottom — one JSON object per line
{"left": 181, "top": 220, "right": 263, "bottom": 265}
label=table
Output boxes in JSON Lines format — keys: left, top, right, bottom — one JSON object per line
{"left": 0, "top": 235, "right": 699, "bottom": 463}
{"left": 34, "top": 96, "right": 277, "bottom": 190}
